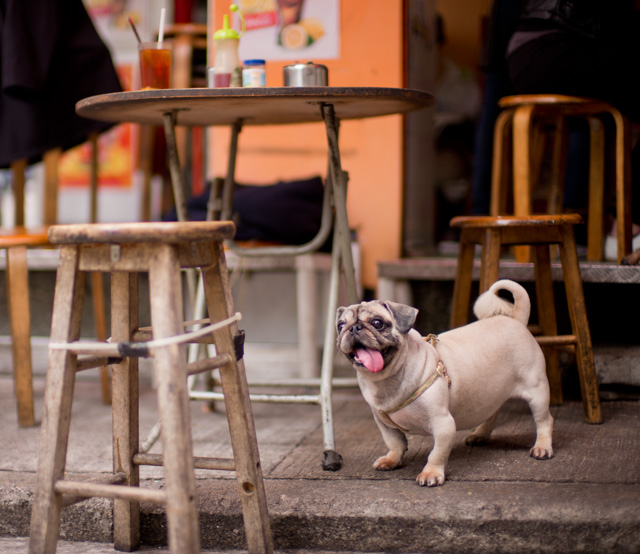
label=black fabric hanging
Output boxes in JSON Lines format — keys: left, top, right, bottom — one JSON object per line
{"left": 0, "top": 0, "right": 122, "bottom": 168}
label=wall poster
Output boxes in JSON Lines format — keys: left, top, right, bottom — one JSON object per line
{"left": 236, "top": 0, "right": 340, "bottom": 61}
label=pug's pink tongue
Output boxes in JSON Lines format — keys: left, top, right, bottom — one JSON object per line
{"left": 355, "top": 348, "right": 384, "bottom": 373}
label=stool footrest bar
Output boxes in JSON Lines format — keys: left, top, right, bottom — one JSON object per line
{"left": 186, "top": 354, "right": 233, "bottom": 376}
{"left": 54, "top": 479, "right": 167, "bottom": 504}
{"left": 133, "top": 452, "right": 236, "bottom": 471}
{"left": 536, "top": 335, "right": 577, "bottom": 346}
{"left": 60, "top": 472, "right": 126, "bottom": 508}
{"left": 75, "top": 355, "right": 122, "bottom": 371}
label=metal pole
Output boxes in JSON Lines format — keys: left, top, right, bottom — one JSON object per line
{"left": 322, "top": 103, "right": 358, "bottom": 304}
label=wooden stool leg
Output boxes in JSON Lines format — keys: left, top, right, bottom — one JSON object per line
{"left": 202, "top": 242, "right": 274, "bottom": 553}
{"left": 29, "top": 246, "right": 86, "bottom": 554}
{"left": 532, "top": 245, "right": 563, "bottom": 404}
{"left": 6, "top": 246, "right": 35, "bottom": 427}
{"left": 559, "top": 225, "right": 602, "bottom": 424}
{"left": 450, "top": 231, "right": 475, "bottom": 328}
{"left": 91, "top": 272, "right": 111, "bottom": 404}
{"left": 43, "top": 148, "right": 61, "bottom": 226}
{"left": 587, "top": 117, "right": 605, "bottom": 261}
{"left": 512, "top": 105, "right": 536, "bottom": 262}
{"left": 10, "top": 159, "right": 27, "bottom": 226}
{"left": 612, "top": 108, "right": 632, "bottom": 264}
{"left": 490, "top": 109, "right": 514, "bottom": 216}
{"left": 148, "top": 245, "right": 200, "bottom": 554}
{"left": 111, "top": 271, "right": 140, "bottom": 552}
{"left": 480, "top": 228, "right": 501, "bottom": 292}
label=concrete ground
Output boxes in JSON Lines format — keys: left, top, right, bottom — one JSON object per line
{"left": 1, "top": 372, "right": 639, "bottom": 553}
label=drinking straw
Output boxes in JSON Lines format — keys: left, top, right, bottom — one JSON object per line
{"left": 158, "top": 8, "right": 166, "bottom": 43}
{"left": 126, "top": 16, "right": 142, "bottom": 44}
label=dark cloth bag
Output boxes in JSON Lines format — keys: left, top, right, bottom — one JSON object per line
{"left": 164, "top": 175, "right": 330, "bottom": 248}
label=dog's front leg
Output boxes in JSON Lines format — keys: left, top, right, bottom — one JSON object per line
{"left": 417, "top": 414, "right": 456, "bottom": 486}
{"left": 372, "top": 413, "right": 408, "bottom": 471}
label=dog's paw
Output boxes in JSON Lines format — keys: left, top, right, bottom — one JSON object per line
{"left": 416, "top": 469, "right": 445, "bottom": 487}
{"left": 373, "top": 453, "right": 402, "bottom": 471}
{"left": 530, "top": 446, "right": 554, "bottom": 460}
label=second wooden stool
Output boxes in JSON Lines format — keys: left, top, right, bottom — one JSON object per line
{"left": 450, "top": 214, "right": 602, "bottom": 425}
{"left": 28, "top": 221, "right": 273, "bottom": 554}
{"left": 490, "top": 94, "right": 631, "bottom": 264}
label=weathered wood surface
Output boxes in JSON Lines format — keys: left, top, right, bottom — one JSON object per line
{"left": 76, "top": 87, "right": 435, "bottom": 127}
{"left": 48, "top": 221, "right": 236, "bottom": 244}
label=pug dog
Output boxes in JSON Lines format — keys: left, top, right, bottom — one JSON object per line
{"left": 336, "top": 279, "right": 554, "bottom": 487}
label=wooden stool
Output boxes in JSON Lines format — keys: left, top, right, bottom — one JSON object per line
{"left": 28, "top": 221, "right": 273, "bottom": 554}
{"left": 490, "top": 94, "right": 632, "bottom": 264}
{"left": 450, "top": 214, "right": 602, "bottom": 425}
{"left": 1, "top": 227, "right": 50, "bottom": 427}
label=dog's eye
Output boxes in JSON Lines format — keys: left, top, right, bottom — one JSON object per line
{"left": 371, "top": 318, "right": 385, "bottom": 330}
{"left": 337, "top": 322, "right": 345, "bottom": 332}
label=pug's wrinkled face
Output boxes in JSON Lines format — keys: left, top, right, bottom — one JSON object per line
{"left": 336, "top": 300, "right": 418, "bottom": 374}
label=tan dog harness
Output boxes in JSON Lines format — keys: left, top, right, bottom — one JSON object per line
{"left": 378, "top": 334, "right": 451, "bottom": 433}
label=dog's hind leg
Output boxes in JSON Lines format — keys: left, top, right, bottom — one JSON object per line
{"left": 464, "top": 410, "right": 500, "bottom": 445}
{"left": 527, "top": 394, "right": 555, "bottom": 460}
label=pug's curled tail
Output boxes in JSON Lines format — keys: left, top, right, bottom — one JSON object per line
{"left": 472, "top": 279, "right": 531, "bottom": 326}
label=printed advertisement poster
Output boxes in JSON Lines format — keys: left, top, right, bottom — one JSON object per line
{"left": 58, "top": 65, "right": 134, "bottom": 188}
{"left": 237, "top": 0, "right": 340, "bottom": 61}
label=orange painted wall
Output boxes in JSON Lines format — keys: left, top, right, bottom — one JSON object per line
{"left": 209, "top": 0, "right": 405, "bottom": 290}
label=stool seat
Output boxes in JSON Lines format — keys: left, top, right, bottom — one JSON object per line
{"left": 450, "top": 214, "right": 602, "bottom": 425}
{"left": 490, "top": 93, "right": 632, "bottom": 264}
{"left": 48, "top": 220, "right": 236, "bottom": 244}
{"left": 29, "top": 221, "right": 273, "bottom": 553}
{"left": 499, "top": 94, "right": 614, "bottom": 112}
{"left": 449, "top": 213, "right": 582, "bottom": 230}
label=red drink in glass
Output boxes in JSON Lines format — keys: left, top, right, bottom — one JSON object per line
{"left": 138, "top": 42, "right": 172, "bottom": 89}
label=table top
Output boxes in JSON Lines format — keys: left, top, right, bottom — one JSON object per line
{"left": 75, "top": 86, "right": 434, "bottom": 127}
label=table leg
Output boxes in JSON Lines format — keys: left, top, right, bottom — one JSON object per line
{"left": 162, "top": 111, "right": 196, "bottom": 308}
{"left": 319, "top": 227, "right": 343, "bottom": 471}
{"left": 220, "top": 120, "right": 243, "bottom": 222}
{"left": 322, "top": 104, "right": 358, "bottom": 304}
{"left": 163, "top": 112, "right": 189, "bottom": 223}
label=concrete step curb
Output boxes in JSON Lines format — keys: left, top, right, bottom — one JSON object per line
{"left": 2, "top": 472, "right": 639, "bottom": 553}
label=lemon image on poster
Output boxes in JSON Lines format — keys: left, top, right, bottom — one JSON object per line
{"left": 279, "top": 17, "right": 325, "bottom": 49}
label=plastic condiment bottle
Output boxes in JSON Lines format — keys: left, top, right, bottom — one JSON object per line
{"left": 210, "top": 4, "right": 245, "bottom": 88}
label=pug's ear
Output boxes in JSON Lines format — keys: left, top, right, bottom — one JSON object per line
{"left": 382, "top": 301, "right": 418, "bottom": 334}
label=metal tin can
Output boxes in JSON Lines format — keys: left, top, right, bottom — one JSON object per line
{"left": 283, "top": 62, "right": 328, "bottom": 86}
{"left": 242, "top": 59, "right": 266, "bottom": 87}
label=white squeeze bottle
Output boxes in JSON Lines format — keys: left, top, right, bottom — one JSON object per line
{"left": 210, "top": 4, "right": 245, "bottom": 88}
